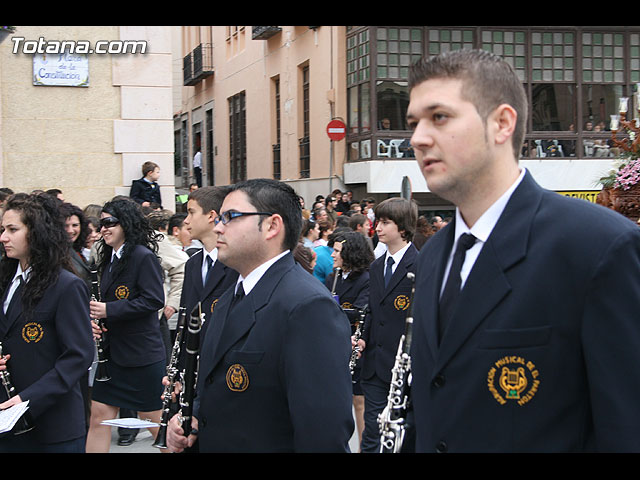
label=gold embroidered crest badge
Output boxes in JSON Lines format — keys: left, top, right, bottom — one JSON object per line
{"left": 22, "top": 322, "right": 44, "bottom": 343}
{"left": 226, "top": 363, "right": 249, "bottom": 392}
{"left": 487, "top": 356, "right": 540, "bottom": 406}
{"left": 341, "top": 301, "right": 353, "bottom": 311}
{"left": 394, "top": 294, "right": 410, "bottom": 311}
{"left": 210, "top": 298, "right": 219, "bottom": 313}
{"left": 115, "top": 285, "right": 130, "bottom": 300}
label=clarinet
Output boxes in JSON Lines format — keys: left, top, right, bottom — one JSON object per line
{"left": 349, "top": 305, "right": 368, "bottom": 378}
{"left": 152, "top": 306, "right": 187, "bottom": 449}
{"left": 89, "top": 263, "right": 110, "bottom": 382}
{"left": 378, "top": 272, "right": 416, "bottom": 453}
{"left": 0, "top": 342, "right": 35, "bottom": 435}
{"left": 179, "top": 302, "right": 203, "bottom": 437}
{"left": 330, "top": 267, "right": 342, "bottom": 303}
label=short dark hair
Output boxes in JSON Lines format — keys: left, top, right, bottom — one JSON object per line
{"left": 409, "top": 49, "right": 528, "bottom": 159}
{"left": 374, "top": 197, "right": 418, "bottom": 242}
{"left": 348, "top": 213, "right": 368, "bottom": 231}
{"left": 229, "top": 178, "right": 302, "bottom": 252}
{"left": 188, "top": 185, "right": 231, "bottom": 215}
{"left": 169, "top": 212, "right": 187, "bottom": 233}
{"left": 142, "top": 161, "right": 159, "bottom": 176}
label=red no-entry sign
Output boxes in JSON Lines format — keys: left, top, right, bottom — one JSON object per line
{"left": 326, "top": 119, "right": 346, "bottom": 141}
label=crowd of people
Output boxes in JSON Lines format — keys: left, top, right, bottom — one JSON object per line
{"left": 1, "top": 49, "right": 640, "bottom": 454}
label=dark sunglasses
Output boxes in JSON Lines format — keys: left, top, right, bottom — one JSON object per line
{"left": 100, "top": 216, "right": 120, "bottom": 229}
{"left": 214, "top": 211, "right": 273, "bottom": 226}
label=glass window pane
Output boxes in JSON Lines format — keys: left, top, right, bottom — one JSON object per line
{"left": 531, "top": 83, "right": 576, "bottom": 131}
{"left": 376, "top": 80, "right": 409, "bottom": 131}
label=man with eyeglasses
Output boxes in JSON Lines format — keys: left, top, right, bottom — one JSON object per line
{"left": 166, "top": 178, "right": 354, "bottom": 453}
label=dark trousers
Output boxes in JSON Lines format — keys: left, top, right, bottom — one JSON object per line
{"left": 360, "top": 374, "right": 390, "bottom": 453}
{"left": 194, "top": 166, "right": 202, "bottom": 187}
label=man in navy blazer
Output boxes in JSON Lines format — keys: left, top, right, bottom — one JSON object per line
{"left": 166, "top": 179, "right": 354, "bottom": 453}
{"left": 406, "top": 49, "right": 640, "bottom": 452}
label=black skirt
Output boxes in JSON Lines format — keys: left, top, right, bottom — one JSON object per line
{"left": 91, "top": 359, "right": 165, "bottom": 411}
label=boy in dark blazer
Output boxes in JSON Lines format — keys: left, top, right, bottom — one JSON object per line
{"left": 179, "top": 186, "right": 238, "bottom": 336}
{"left": 358, "top": 197, "right": 418, "bottom": 453}
{"left": 407, "top": 49, "right": 640, "bottom": 452}
{"left": 129, "top": 161, "right": 162, "bottom": 208}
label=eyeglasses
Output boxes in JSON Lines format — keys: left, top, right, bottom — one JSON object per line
{"left": 214, "top": 211, "right": 274, "bottom": 226}
{"left": 99, "top": 216, "right": 120, "bottom": 229}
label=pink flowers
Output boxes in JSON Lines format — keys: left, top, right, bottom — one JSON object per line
{"left": 614, "top": 159, "right": 640, "bottom": 190}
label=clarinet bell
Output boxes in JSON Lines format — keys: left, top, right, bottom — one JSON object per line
{"left": 94, "top": 360, "right": 110, "bottom": 382}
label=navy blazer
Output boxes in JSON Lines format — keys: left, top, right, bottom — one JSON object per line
{"left": 325, "top": 269, "right": 370, "bottom": 326}
{"left": 361, "top": 244, "right": 418, "bottom": 384}
{"left": 129, "top": 177, "right": 162, "bottom": 206}
{"left": 0, "top": 268, "right": 94, "bottom": 444}
{"left": 101, "top": 245, "right": 165, "bottom": 367}
{"left": 194, "top": 252, "right": 354, "bottom": 452}
{"left": 411, "top": 171, "right": 640, "bottom": 452}
{"left": 179, "top": 249, "right": 238, "bottom": 336}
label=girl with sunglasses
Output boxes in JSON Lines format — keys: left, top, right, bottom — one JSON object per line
{"left": 85, "top": 198, "right": 166, "bottom": 452}
{"left": 0, "top": 193, "right": 95, "bottom": 452}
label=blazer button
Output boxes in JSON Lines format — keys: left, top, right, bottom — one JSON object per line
{"left": 436, "top": 440, "right": 447, "bottom": 453}
{"left": 432, "top": 374, "right": 445, "bottom": 388}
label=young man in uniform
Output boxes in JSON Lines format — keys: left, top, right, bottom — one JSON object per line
{"left": 166, "top": 178, "right": 354, "bottom": 452}
{"left": 356, "top": 197, "right": 418, "bottom": 453}
{"left": 408, "top": 49, "right": 640, "bottom": 452}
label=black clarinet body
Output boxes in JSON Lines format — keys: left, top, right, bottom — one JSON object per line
{"left": 349, "top": 305, "right": 368, "bottom": 378}
{"left": 89, "top": 263, "right": 110, "bottom": 382}
{"left": 153, "top": 306, "right": 187, "bottom": 449}
{"left": 378, "top": 272, "right": 415, "bottom": 453}
{"left": 0, "top": 342, "right": 35, "bottom": 435}
{"left": 179, "top": 302, "right": 203, "bottom": 437}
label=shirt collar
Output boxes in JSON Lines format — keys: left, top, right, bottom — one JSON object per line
{"left": 384, "top": 241, "right": 412, "bottom": 266}
{"left": 203, "top": 247, "right": 218, "bottom": 266}
{"left": 236, "top": 250, "right": 290, "bottom": 296}
{"left": 12, "top": 263, "right": 32, "bottom": 284}
{"left": 111, "top": 243, "right": 125, "bottom": 262}
{"left": 454, "top": 167, "right": 526, "bottom": 244}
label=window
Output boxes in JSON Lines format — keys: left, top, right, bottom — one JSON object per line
{"left": 347, "top": 26, "right": 640, "bottom": 162}
{"left": 229, "top": 92, "right": 246, "bottom": 183}
{"left": 299, "top": 66, "right": 310, "bottom": 178}
{"left": 273, "top": 77, "right": 281, "bottom": 180}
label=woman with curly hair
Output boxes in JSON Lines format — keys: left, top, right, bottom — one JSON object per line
{"left": 324, "top": 230, "right": 373, "bottom": 448}
{"left": 85, "top": 197, "right": 166, "bottom": 453}
{"left": 0, "top": 193, "right": 94, "bottom": 452}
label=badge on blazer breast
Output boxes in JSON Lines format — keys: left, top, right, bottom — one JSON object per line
{"left": 211, "top": 298, "right": 219, "bottom": 313}
{"left": 487, "top": 355, "right": 540, "bottom": 406}
{"left": 22, "top": 322, "right": 44, "bottom": 343}
{"left": 226, "top": 364, "right": 249, "bottom": 392}
{"left": 115, "top": 285, "right": 130, "bottom": 300}
{"left": 394, "top": 294, "right": 410, "bottom": 311}
{"left": 341, "top": 301, "right": 353, "bottom": 310}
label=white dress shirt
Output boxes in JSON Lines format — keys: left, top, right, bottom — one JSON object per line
{"left": 441, "top": 168, "right": 526, "bottom": 295}
{"left": 235, "top": 250, "right": 290, "bottom": 296}
{"left": 3, "top": 264, "right": 31, "bottom": 314}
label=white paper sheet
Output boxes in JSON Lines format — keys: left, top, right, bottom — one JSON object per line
{"left": 0, "top": 401, "right": 30, "bottom": 434}
{"left": 100, "top": 417, "right": 160, "bottom": 429}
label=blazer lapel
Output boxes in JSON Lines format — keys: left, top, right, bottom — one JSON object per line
{"left": 381, "top": 244, "right": 417, "bottom": 300}
{"left": 434, "top": 171, "right": 543, "bottom": 371}
{"left": 0, "top": 281, "right": 24, "bottom": 341}
{"left": 202, "top": 260, "right": 227, "bottom": 300}
{"left": 202, "top": 253, "right": 293, "bottom": 378}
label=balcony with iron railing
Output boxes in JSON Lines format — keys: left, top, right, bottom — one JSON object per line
{"left": 183, "top": 43, "right": 214, "bottom": 86}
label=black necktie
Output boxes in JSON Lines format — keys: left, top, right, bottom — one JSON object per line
{"left": 384, "top": 256, "right": 395, "bottom": 288}
{"left": 204, "top": 255, "right": 213, "bottom": 286}
{"left": 439, "top": 233, "right": 476, "bottom": 341}
{"left": 230, "top": 281, "right": 245, "bottom": 310}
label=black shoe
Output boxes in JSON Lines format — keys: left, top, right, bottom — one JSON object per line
{"left": 117, "top": 430, "right": 139, "bottom": 446}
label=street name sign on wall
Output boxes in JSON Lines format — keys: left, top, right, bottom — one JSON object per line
{"left": 33, "top": 52, "right": 89, "bottom": 87}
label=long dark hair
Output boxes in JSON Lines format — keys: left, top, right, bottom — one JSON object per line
{"left": 58, "top": 202, "right": 90, "bottom": 254}
{"left": 336, "top": 231, "right": 374, "bottom": 274}
{"left": 95, "top": 198, "right": 160, "bottom": 278}
{"left": 0, "top": 192, "right": 73, "bottom": 319}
